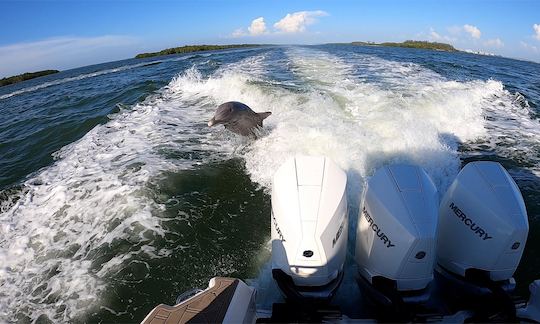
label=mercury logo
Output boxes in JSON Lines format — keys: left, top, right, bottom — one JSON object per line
{"left": 362, "top": 207, "right": 395, "bottom": 248}
{"left": 332, "top": 219, "right": 345, "bottom": 248}
{"left": 271, "top": 212, "right": 285, "bottom": 241}
{"left": 449, "top": 202, "right": 492, "bottom": 241}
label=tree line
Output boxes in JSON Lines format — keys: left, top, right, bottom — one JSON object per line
{"left": 0, "top": 70, "right": 59, "bottom": 87}
{"left": 135, "top": 44, "right": 262, "bottom": 59}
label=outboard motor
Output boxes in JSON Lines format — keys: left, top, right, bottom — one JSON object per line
{"left": 271, "top": 156, "right": 348, "bottom": 301}
{"left": 355, "top": 164, "right": 439, "bottom": 319}
{"left": 435, "top": 161, "right": 529, "bottom": 320}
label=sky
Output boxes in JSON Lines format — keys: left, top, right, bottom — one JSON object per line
{"left": 1, "top": 0, "right": 540, "bottom": 77}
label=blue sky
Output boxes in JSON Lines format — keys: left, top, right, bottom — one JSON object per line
{"left": 1, "top": 0, "right": 539, "bottom": 77}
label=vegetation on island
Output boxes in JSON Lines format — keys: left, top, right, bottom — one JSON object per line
{"left": 348, "top": 40, "right": 458, "bottom": 52}
{"left": 380, "top": 40, "right": 457, "bottom": 51}
{"left": 135, "top": 44, "right": 262, "bottom": 59}
{"left": 0, "top": 70, "right": 59, "bottom": 87}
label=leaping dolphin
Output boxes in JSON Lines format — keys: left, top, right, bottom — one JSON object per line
{"left": 208, "top": 101, "right": 271, "bottom": 137}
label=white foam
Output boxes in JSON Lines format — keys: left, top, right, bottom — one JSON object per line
{"left": 468, "top": 85, "right": 540, "bottom": 177}
{"left": 242, "top": 48, "right": 490, "bottom": 195}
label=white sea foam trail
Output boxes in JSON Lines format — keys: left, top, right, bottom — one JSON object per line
{"left": 0, "top": 55, "right": 268, "bottom": 322}
{"left": 469, "top": 87, "right": 540, "bottom": 174}
{"left": 163, "top": 48, "right": 485, "bottom": 191}
{"left": 243, "top": 48, "right": 491, "bottom": 195}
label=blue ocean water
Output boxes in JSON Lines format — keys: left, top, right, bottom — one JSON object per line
{"left": 0, "top": 45, "right": 539, "bottom": 322}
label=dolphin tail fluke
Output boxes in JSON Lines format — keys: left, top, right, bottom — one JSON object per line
{"left": 257, "top": 112, "right": 272, "bottom": 126}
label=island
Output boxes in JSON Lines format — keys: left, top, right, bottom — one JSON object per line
{"left": 346, "top": 40, "right": 458, "bottom": 52}
{"left": 0, "top": 70, "right": 59, "bottom": 87}
{"left": 135, "top": 44, "right": 262, "bottom": 59}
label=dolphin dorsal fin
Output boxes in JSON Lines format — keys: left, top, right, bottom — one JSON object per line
{"left": 257, "top": 112, "right": 272, "bottom": 126}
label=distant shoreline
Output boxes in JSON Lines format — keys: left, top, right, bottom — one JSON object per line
{"left": 337, "top": 40, "right": 458, "bottom": 52}
{"left": 0, "top": 70, "right": 59, "bottom": 87}
{"left": 134, "top": 44, "right": 263, "bottom": 59}
{"left": 1, "top": 41, "right": 516, "bottom": 86}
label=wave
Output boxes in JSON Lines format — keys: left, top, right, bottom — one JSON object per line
{"left": 0, "top": 54, "right": 203, "bottom": 101}
{"left": 163, "top": 47, "right": 540, "bottom": 312}
{"left": 0, "top": 55, "right": 268, "bottom": 322}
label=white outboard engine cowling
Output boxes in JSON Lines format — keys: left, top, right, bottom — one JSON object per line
{"left": 435, "top": 161, "right": 529, "bottom": 321}
{"left": 437, "top": 161, "right": 529, "bottom": 280}
{"left": 271, "top": 156, "right": 348, "bottom": 300}
{"left": 355, "top": 164, "right": 439, "bottom": 293}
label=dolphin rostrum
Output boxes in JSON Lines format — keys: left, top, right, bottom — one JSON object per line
{"left": 208, "top": 101, "right": 272, "bottom": 137}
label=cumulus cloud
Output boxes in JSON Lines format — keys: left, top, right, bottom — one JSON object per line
{"left": 484, "top": 38, "right": 504, "bottom": 48}
{"left": 231, "top": 16, "right": 268, "bottom": 37}
{"left": 273, "top": 10, "right": 328, "bottom": 33}
{"left": 534, "top": 24, "right": 540, "bottom": 41}
{"left": 463, "top": 24, "right": 481, "bottom": 39}
{"left": 0, "top": 35, "right": 138, "bottom": 78}
{"left": 248, "top": 17, "right": 267, "bottom": 35}
{"left": 231, "top": 10, "right": 327, "bottom": 37}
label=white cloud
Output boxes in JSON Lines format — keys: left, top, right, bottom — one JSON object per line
{"left": 534, "top": 24, "right": 540, "bottom": 41}
{"left": 273, "top": 10, "right": 328, "bottom": 33}
{"left": 463, "top": 24, "right": 481, "bottom": 39}
{"left": 248, "top": 17, "right": 267, "bottom": 35}
{"left": 484, "top": 38, "right": 504, "bottom": 48}
{"left": 0, "top": 35, "right": 138, "bottom": 78}
{"left": 231, "top": 16, "right": 268, "bottom": 37}
{"left": 231, "top": 10, "right": 327, "bottom": 37}
{"left": 521, "top": 41, "right": 539, "bottom": 53}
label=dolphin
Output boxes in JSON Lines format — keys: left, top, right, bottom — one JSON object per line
{"left": 208, "top": 101, "right": 272, "bottom": 137}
